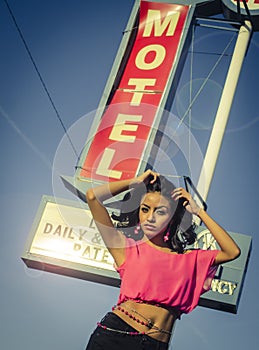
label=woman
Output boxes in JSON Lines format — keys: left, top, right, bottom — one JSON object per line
{"left": 85, "top": 170, "right": 240, "bottom": 350}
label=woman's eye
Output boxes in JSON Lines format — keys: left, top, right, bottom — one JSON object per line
{"left": 141, "top": 207, "right": 148, "bottom": 213}
{"left": 157, "top": 210, "right": 166, "bottom": 215}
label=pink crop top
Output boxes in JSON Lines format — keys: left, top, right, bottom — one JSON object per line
{"left": 116, "top": 238, "right": 219, "bottom": 314}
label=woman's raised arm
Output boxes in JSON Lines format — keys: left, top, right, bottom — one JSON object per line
{"left": 172, "top": 187, "right": 240, "bottom": 265}
{"left": 196, "top": 209, "right": 240, "bottom": 265}
{"left": 86, "top": 170, "right": 159, "bottom": 266}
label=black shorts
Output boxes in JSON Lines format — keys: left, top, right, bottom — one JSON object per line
{"left": 85, "top": 312, "right": 169, "bottom": 350}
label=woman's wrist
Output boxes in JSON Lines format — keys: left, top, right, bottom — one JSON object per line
{"left": 129, "top": 176, "right": 147, "bottom": 188}
{"left": 196, "top": 208, "right": 204, "bottom": 218}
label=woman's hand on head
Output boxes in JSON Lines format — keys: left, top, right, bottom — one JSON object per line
{"left": 172, "top": 187, "right": 201, "bottom": 216}
{"left": 135, "top": 169, "right": 160, "bottom": 185}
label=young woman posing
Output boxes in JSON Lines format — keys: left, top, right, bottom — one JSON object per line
{"left": 85, "top": 170, "right": 240, "bottom": 350}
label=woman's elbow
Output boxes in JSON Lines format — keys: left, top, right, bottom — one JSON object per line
{"left": 234, "top": 246, "right": 241, "bottom": 259}
{"left": 86, "top": 188, "right": 96, "bottom": 203}
{"left": 229, "top": 246, "right": 241, "bottom": 261}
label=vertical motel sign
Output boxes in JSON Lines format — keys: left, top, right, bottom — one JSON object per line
{"left": 62, "top": 0, "right": 195, "bottom": 195}
{"left": 23, "top": 0, "right": 256, "bottom": 313}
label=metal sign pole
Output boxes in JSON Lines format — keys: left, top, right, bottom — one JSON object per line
{"left": 195, "top": 21, "right": 253, "bottom": 206}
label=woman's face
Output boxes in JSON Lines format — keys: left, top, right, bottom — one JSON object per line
{"left": 139, "top": 191, "right": 173, "bottom": 239}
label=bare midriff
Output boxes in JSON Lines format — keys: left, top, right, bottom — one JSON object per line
{"left": 112, "top": 299, "right": 179, "bottom": 343}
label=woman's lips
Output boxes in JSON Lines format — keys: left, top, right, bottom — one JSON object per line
{"left": 144, "top": 224, "right": 156, "bottom": 230}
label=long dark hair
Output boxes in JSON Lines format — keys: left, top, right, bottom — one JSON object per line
{"left": 111, "top": 174, "right": 196, "bottom": 253}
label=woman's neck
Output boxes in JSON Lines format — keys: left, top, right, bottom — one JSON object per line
{"left": 147, "top": 235, "right": 170, "bottom": 249}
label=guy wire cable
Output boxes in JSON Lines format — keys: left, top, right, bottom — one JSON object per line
{"left": 188, "top": 22, "right": 195, "bottom": 178}
{"left": 172, "top": 27, "right": 237, "bottom": 137}
{"left": 157, "top": 22, "right": 237, "bottom": 166}
{"left": 3, "top": 0, "right": 79, "bottom": 161}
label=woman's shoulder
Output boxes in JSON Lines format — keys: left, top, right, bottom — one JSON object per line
{"left": 184, "top": 248, "right": 219, "bottom": 256}
{"left": 183, "top": 248, "right": 198, "bottom": 254}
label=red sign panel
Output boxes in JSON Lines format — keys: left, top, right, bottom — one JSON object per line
{"left": 80, "top": 1, "right": 190, "bottom": 182}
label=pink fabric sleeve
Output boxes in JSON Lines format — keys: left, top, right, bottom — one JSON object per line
{"left": 179, "top": 249, "right": 220, "bottom": 314}
{"left": 197, "top": 249, "right": 219, "bottom": 295}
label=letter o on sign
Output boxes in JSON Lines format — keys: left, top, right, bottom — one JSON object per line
{"left": 135, "top": 44, "right": 166, "bottom": 70}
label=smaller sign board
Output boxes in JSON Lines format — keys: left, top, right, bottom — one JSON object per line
{"left": 22, "top": 195, "right": 252, "bottom": 313}
{"left": 22, "top": 195, "right": 120, "bottom": 286}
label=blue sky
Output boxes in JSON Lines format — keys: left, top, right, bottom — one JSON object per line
{"left": 1, "top": 1, "right": 259, "bottom": 349}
